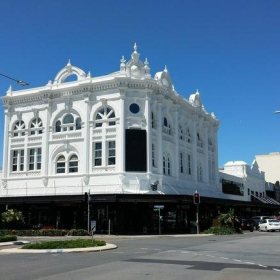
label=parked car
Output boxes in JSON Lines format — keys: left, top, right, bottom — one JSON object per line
{"left": 240, "top": 219, "right": 254, "bottom": 232}
{"left": 251, "top": 216, "right": 273, "bottom": 230}
{"left": 259, "top": 219, "right": 280, "bottom": 232}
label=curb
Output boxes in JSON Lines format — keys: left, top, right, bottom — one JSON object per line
{"left": 0, "top": 243, "right": 117, "bottom": 254}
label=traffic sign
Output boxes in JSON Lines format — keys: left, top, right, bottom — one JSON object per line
{"left": 154, "top": 205, "right": 164, "bottom": 209}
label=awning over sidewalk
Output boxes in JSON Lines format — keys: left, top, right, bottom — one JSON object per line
{"left": 251, "top": 195, "right": 280, "bottom": 205}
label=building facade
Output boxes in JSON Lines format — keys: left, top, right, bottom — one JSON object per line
{"left": 0, "top": 44, "right": 278, "bottom": 233}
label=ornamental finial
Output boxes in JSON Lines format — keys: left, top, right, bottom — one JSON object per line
{"left": 164, "top": 65, "right": 168, "bottom": 72}
{"left": 134, "top": 42, "right": 137, "bottom": 52}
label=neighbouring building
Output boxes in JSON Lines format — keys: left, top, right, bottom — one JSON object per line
{"left": 0, "top": 44, "right": 279, "bottom": 233}
{"left": 255, "top": 153, "right": 280, "bottom": 202}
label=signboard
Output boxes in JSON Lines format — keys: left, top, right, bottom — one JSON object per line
{"left": 91, "top": 220, "right": 96, "bottom": 232}
{"left": 154, "top": 205, "right": 164, "bottom": 209}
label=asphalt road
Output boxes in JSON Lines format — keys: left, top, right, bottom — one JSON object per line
{"left": 1, "top": 231, "right": 280, "bottom": 280}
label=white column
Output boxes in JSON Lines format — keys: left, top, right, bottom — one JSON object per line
{"left": 42, "top": 102, "right": 51, "bottom": 179}
{"left": 192, "top": 121, "right": 197, "bottom": 181}
{"left": 24, "top": 125, "right": 28, "bottom": 172}
{"left": 157, "top": 102, "right": 163, "bottom": 174}
{"left": 214, "top": 126, "right": 219, "bottom": 185}
{"left": 117, "top": 92, "right": 125, "bottom": 173}
{"left": 204, "top": 126, "right": 209, "bottom": 184}
{"left": 83, "top": 95, "right": 90, "bottom": 176}
{"left": 145, "top": 91, "right": 152, "bottom": 174}
{"left": 2, "top": 107, "right": 11, "bottom": 180}
{"left": 174, "top": 110, "right": 179, "bottom": 178}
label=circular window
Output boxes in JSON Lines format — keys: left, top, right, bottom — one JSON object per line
{"left": 129, "top": 103, "right": 140, "bottom": 114}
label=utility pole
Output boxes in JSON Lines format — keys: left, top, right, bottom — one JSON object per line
{"left": 87, "top": 190, "right": 90, "bottom": 234}
{"left": 194, "top": 190, "right": 200, "bottom": 234}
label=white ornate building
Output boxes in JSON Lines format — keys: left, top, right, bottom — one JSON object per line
{"left": 1, "top": 44, "right": 219, "bottom": 199}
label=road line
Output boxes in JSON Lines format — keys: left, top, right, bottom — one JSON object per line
{"left": 153, "top": 249, "right": 161, "bottom": 251}
{"left": 141, "top": 248, "right": 148, "bottom": 250}
{"left": 181, "top": 251, "right": 190, "bottom": 254}
{"left": 233, "top": 259, "right": 242, "bottom": 262}
{"left": 258, "top": 264, "right": 267, "bottom": 268}
{"left": 273, "top": 268, "right": 280, "bottom": 272}
{"left": 220, "top": 257, "right": 229, "bottom": 260}
{"left": 245, "top": 262, "right": 255, "bottom": 265}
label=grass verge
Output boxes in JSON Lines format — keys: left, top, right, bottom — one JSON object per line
{"left": 21, "top": 239, "right": 106, "bottom": 249}
{"left": 0, "top": 235, "right": 17, "bottom": 242}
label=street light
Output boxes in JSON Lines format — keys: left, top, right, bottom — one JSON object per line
{"left": 0, "top": 72, "right": 29, "bottom": 86}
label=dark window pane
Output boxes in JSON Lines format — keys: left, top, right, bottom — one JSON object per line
{"left": 125, "top": 129, "right": 147, "bottom": 172}
{"left": 63, "top": 114, "right": 74, "bottom": 124}
{"left": 108, "top": 158, "right": 115, "bottom": 165}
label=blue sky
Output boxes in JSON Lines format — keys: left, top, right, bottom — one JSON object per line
{"left": 0, "top": 0, "right": 280, "bottom": 168}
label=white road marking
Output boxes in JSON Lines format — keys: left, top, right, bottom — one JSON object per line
{"left": 273, "top": 268, "right": 280, "bottom": 272}
{"left": 153, "top": 249, "right": 161, "bottom": 251}
{"left": 245, "top": 262, "right": 255, "bottom": 265}
{"left": 220, "top": 257, "right": 229, "bottom": 260}
{"left": 205, "top": 255, "right": 215, "bottom": 258}
{"left": 233, "top": 259, "right": 242, "bottom": 262}
{"left": 258, "top": 264, "right": 267, "bottom": 268}
{"left": 181, "top": 251, "right": 191, "bottom": 254}
{"left": 141, "top": 248, "right": 148, "bottom": 250}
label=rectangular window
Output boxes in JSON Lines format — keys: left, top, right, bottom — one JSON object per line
{"left": 152, "top": 144, "right": 155, "bottom": 167}
{"left": 37, "top": 148, "right": 42, "bottom": 170}
{"left": 20, "top": 150, "right": 24, "bottom": 171}
{"left": 12, "top": 150, "right": 18, "bottom": 171}
{"left": 29, "top": 149, "right": 35, "bottom": 170}
{"left": 94, "top": 142, "right": 102, "bottom": 166}
{"left": 11, "top": 149, "right": 24, "bottom": 172}
{"left": 248, "top": 188, "right": 250, "bottom": 195}
{"left": 57, "top": 162, "right": 65, "bottom": 173}
{"left": 180, "top": 152, "right": 184, "bottom": 173}
{"left": 108, "top": 141, "right": 116, "bottom": 165}
{"left": 187, "top": 154, "right": 192, "bottom": 175}
{"left": 28, "top": 148, "right": 42, "bottom": 171}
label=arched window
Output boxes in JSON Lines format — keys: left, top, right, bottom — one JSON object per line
{"left": 56, "top": 120, "right": 62, "bottom": 132}
{"left": 54, "top": 113, "right": 82, "bottom": 133}
{"left": 197, "top": 132, "right": 203, "bottom": 147}
{"left": 163, "top": 155, "right": 171, "bottom": 175}
{"left": 63, "top": 114, "right": 74, "bottom": 124}
{"left": 197, "top": 164, "right": 203, "bottom": 182}
{"left": 63, "top": 114, "right": 74, "bottom": 131}
{"left": 167, "top": 157, "right": 171, "bottom": 175}
{"left": 56, "top": 156, "right": 66, "bottom": 173}
{"left": 69, "top": 154, "right": 78, "bottom": 173}
{"left": 94, "top": 107, "right": 116, "bottom": 128}
{"left": 163, "top": 117, "right": 171, "bottom": 135}
{"left": 30, "top": 118, "right": 43, "bottom": 135}
{"left": 75, "top": 117, "right": 82, "bottom": 130}
{"left": 152, "top": 143, "right": 156, "bottom": 167}
{"left": 13, "top": 120, "right": 25, "bottom": 137}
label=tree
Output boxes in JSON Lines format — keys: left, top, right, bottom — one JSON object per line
{"left": 218, "top": 208, "right": 239, "bottom": 228}
{"left": 1, "top": 209, "right": 25, "bottom": 224}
